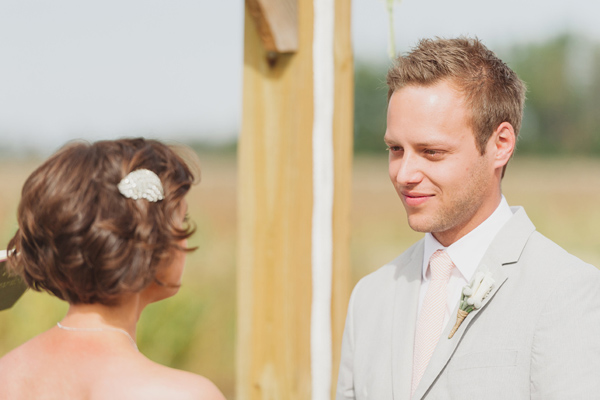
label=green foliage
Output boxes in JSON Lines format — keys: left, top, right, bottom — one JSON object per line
{"left": 353, "top": 62, "right": 390, "bottom": 153}
{"left": 186, "top": 139, "right": 238, "bottom": 156}
{"left": 506, "top": 33, "right": 600, "bottom": 155}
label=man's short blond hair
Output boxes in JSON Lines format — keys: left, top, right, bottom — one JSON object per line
{"left": 387, "top": 37, "right": 526, "bottom": 155}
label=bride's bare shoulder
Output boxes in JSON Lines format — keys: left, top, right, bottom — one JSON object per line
{"left": 0, "top": 349, "right": 19, "bottom": 379}
{"left": 126, "top": 360, "right": 226, "bottom": 400}
{"left": 0, "top": 335, "right": 226, "bottom": 400}
{"left": 0, "top": 339, "right": 39, "bottom": 395}
{"left": 0, "top": 333, "right": 41, "bottom": 370}
{"left": 0, "top": 343, "right": 25, "bottom": 370}
{"left": 155, "top": 370, "right": 225, "bottom": 400}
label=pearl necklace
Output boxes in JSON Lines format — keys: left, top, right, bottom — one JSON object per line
{"left": 56, "top": 322, "right": 138, "bottom": 352}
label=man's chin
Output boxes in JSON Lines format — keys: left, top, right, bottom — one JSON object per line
{"left": 406, "top": 216, "right": 434, "bottom": 233}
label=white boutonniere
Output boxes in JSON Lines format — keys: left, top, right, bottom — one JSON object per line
{"left": 448, "top": 269, "right": 495, "bottom": 339}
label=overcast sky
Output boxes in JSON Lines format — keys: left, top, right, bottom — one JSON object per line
{"left": 1, "top": 0, "right": 599, "bottom": 154}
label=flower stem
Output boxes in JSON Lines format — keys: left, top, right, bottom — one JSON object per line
{"left": 386, "top": 0, "right": 397, "bottom": 59}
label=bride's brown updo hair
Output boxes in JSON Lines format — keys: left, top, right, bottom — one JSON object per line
{"left": 6, "top": 138, "right": 197, "bottom": 305}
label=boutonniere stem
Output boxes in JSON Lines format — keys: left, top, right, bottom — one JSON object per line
{"left": 448, "top": 271, "right": 495, "bottom": 339}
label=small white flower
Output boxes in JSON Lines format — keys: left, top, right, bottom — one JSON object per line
{"left": 449, "top": 269, "right": 495, "bottom": 339}
{"left": 463, "top": 271, "right": 485, "bottom": 296}
{"left": 466, "top": 273, "right": 495, "bottom": 309}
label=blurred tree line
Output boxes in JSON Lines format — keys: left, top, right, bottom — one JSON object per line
{"left": 353, "top": 33, "right": 600, "bottom": 155}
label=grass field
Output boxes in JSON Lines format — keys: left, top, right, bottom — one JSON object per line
{"left": 1, "top": 153, "right": 599, "bottom": 399}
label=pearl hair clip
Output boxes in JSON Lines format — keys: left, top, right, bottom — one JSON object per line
{"left": 117, "top": 169, "right": 164, "bottom": 202}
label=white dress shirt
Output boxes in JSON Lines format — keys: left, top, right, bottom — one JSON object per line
{"left": 417, "top": 196, "right": 514, "bottom": 329}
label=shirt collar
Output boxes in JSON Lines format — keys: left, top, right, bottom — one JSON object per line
{"left": 422, "top": 196, "right": 514, "bottom": 282}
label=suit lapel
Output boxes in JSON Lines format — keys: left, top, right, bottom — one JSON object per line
{"left": 411, "top": 207, "right": 536, "bottom": 399}
{"left": 391, "top": 240, "right": 423, "bottom": 400}
{"left": 411, "top": 259, "right": 509, "bottom": 400}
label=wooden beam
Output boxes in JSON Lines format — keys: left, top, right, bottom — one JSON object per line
{"left": 245, "top": 0, "right": 298, "bottom": 53}
{"left": 238, "top": 0, "right": 352, "bottom": 398}
{"left": 237, "top": 6, "right": 312, "bottom": 397}
{"left": 330, "top": 0, "right": 353, "bottom": 396}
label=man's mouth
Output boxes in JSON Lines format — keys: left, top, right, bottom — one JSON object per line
{"left": 401, "top": 191, "right": 434, "bottom": 207}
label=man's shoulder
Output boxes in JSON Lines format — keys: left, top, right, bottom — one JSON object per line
{"left": 504, "top": 228, "right": 600, "bottom": 305}
{"left": 523, "top": 230, "right": 598, "bottom": 275}
{"left": 495, "top": 206, "right": 597, "bottom": 274}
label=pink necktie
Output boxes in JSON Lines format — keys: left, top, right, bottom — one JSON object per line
{"left": 411, "top": 249, "right": 454, "bottom": 395}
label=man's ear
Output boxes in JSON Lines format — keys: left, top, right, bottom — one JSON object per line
{"left": 491, "top": 122, "right": 516, "bottom": 171}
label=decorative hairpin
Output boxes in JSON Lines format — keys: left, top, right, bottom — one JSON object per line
{"left": 117, "top": 169, "right": 164, "bottom": 202}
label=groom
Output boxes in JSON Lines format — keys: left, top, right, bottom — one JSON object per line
{"left": 336, "top": 37, "right": 600, "bottom": 399}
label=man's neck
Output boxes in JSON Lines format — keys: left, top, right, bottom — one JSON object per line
{"left": 433, "top": 195, "right": 503, "bottom": 247}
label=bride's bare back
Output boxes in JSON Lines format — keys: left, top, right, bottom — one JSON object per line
{"left": 0, "top": 327, "right": 224, "bottom": 400}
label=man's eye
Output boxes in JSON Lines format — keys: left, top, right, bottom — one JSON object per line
{"left": 424, "top": 149, "right": 443, "bottom": 157}
{"left": 386, "top": 146, "right": 402, "bottom": 152}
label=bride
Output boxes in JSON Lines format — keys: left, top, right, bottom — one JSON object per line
{"left": 0, "top": 138, "right": 226, "bottom": 399}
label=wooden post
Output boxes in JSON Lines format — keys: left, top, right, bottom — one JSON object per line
{"left": 237, "top": 0, "right": 353, "bottom": 398}
{"left": 245, "top": 0, "right": 298, "bottom": 53}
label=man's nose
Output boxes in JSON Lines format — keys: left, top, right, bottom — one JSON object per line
{"left": 393, "top": 153, "right": 423, "bottom": 186}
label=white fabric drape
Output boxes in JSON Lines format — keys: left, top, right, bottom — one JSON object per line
{"left": 311, "top": 0, "right": 335, "bottom": 399}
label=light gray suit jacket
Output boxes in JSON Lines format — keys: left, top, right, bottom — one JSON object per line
{"left": 336, "top": 207, "right": 600, "bottom": 399}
